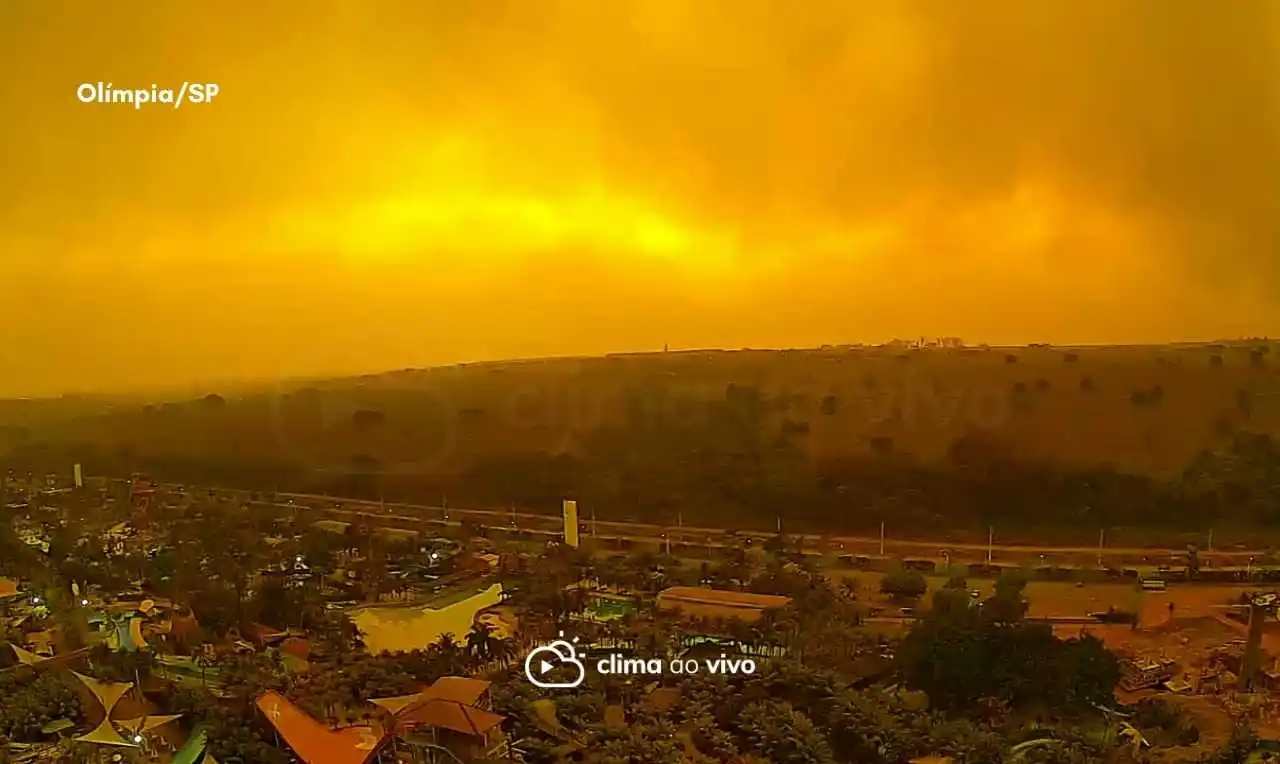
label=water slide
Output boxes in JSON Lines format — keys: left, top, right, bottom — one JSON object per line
{"left": 106, "top": 616, "right": 148, "bottom": 651}
{"left": 172, "top": 723, "right": 210, "bottom": 764}
{"left": 129, "top": 617, "right": 146, "bottom": 650}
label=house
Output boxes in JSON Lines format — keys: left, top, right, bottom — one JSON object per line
{"left": 656, "top": 587, "right": 791, "bottom": 622}
{"left": 1121, "top": 658, "right": 1177, "bottom": 691}
{"left": 370, "top": 676, "right": 508, "bottom": 761}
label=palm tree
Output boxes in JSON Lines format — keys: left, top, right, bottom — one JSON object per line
{"left": 483, "top": 636, "right": 516, "bottom": 671}
{"left": 195, "top": 652, "right": 214, "bottom": 685}
{"left": 466, "top": 622, "right": 496, "bottom": 662}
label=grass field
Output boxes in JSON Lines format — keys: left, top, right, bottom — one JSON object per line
{"left": 844, "top": 570, "right": 1252, "bottom": 625}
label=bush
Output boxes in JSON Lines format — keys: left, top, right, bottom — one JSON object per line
{"left": 1177, "top": 723, "right": 1200, "bottom": 746}
{"left": 881, "top": 569, "right": 928, "bottom": 601}
{"left": 869, "top": 436, "right": 894, "bottom": 454}
{"left": 1134, "top": 698, "right": 1179, "bottom": 730}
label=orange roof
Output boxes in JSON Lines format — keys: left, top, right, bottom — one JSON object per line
{"left": 372, "top": 677, "right": 492, "bottom": 719}
{"left": 399, "top": 699, "right": 504, "bottom": 737}
{"left": 419, "top": 676, "right": 491, "bottom": 706}
{"left": 280, "top": 637, "right": 311, "bottom": 659}
{"left": 657, "top": 587, "right": 792, "bottom": 610}
{"left": 373, "top": 677, "right": 500, "bottom": 737}
{"left": 256, "top": 692, "right": 384, "bottom": 764}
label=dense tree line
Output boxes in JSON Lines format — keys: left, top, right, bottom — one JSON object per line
{"left": 8, "top": 383, "right": 1280, "bottom": 541}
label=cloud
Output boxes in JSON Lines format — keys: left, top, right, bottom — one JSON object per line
{"left": 0, "top": 0, "right": 1276, "bottom": 395}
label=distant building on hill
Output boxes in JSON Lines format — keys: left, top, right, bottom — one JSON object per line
{"left": 655, "top": 587, "right": 791, "bottom": 622}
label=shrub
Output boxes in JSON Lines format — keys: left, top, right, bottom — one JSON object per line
{"left": 881, "top": 569, "right": 928, "bottom": 601}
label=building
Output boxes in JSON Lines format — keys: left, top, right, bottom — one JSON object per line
{"left": 1121, "top": 658, "right": 1178, "bottom": 691}
{"left": 370, "top": 676, "right": 508, "bottom": 762}
{"left": 562, "top": 500, "right": 579, "bottom": 548}
{"left": 655, "top": 587, "right": 791, "bottom": 622}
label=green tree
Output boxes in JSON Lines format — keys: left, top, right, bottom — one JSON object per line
{"left": 880, "top": 569, "right": 927, "bottom": 602}
{"left": 738, "top": 700, "right": 835, "bottom": 764}
{"left": 982, "top": 571, "right": 1029, "bottom": 624}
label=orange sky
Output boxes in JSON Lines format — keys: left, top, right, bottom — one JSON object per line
{"left": 1, "top": 1, "right": 1277, "bottom": 396}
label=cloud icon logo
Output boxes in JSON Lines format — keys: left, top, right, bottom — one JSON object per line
{"left": 524, "top": 639, "right": 586, "bottom": 689}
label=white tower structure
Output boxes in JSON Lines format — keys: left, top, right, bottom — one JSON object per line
{"left": 562, "top": 500, "right": 579, "bottom": 548}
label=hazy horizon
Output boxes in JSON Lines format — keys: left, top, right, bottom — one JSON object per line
{"left": 4, "top": 336, "right": 1273, "bottom": 401}
{"left": 3, "top": 1, "right": 1277, "bottom": 397}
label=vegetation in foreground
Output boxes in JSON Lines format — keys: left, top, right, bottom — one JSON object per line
{"left": 0, "top": 492, "right": 1268, "bottom": 762}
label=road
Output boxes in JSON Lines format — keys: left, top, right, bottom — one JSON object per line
{"left": 100, "top": 477, "right": 1263, "bottom": 567}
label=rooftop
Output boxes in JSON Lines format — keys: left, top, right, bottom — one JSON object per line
{"left": 657, "top": 587, "right": 792, "bottom": 611}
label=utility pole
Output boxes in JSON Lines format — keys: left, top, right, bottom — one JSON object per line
{"left": 442, "top": 495, "right": 448, "bottom": 521}
{"left": 879, "top": 521, "right": 886, "bottom": 557}
{"left": 591, "top": 505, "right": 597, "bottom": 536}
{"left": 1097, "top": 528, "right": 1105, "bottom": 568}
{"left": 987, "top": 526, "right": 994, "bottom": 564}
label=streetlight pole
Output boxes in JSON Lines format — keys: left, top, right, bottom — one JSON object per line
{"left": 987, "top": 526, "right": 994, "bottom": 564}
{"left": 879, "top": 521, "right": 885, "bottom": 557}
{"left": 1097, "top": 528, "right": 1105, "bottom": 568}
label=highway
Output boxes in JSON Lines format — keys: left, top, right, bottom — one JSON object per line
{"left": 102, "top": 477, "right": 1255, "bottom": 567}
